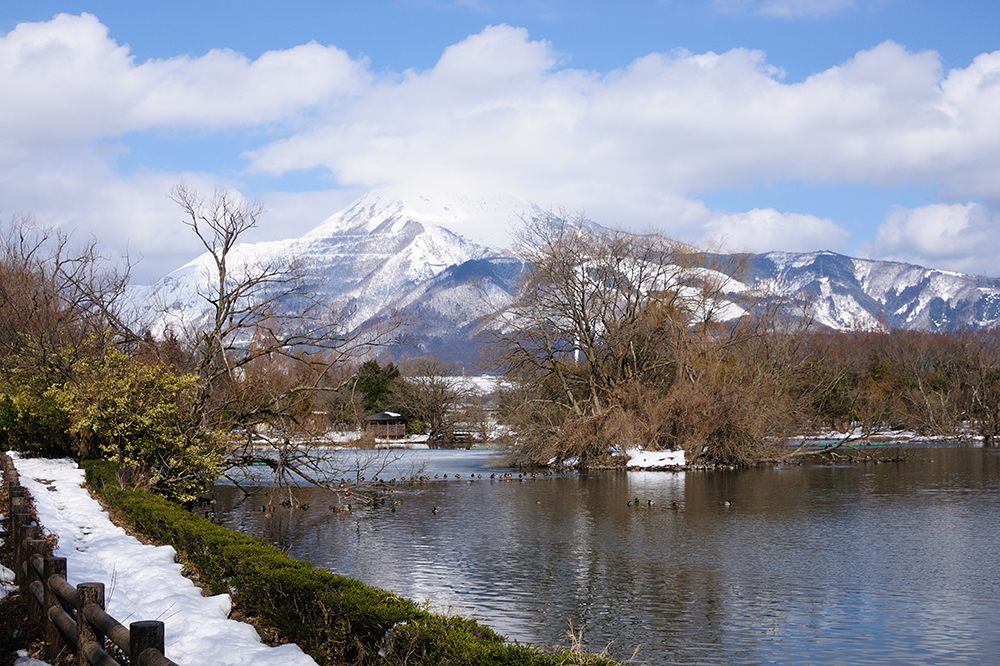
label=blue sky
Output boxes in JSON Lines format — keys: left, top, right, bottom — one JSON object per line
{"left": 3, "top": 1, "right": 1000, "bottom": 281}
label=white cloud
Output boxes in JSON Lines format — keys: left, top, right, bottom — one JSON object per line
{"left": 0, "top": 148, "right": 224, "bottom": 282}
{"left": 0, "top": 12, "right": 365, "bottom": 152}
{"left": 247, "top": 34, "right": 1000, "bottom": 211}
{"left": 704, "top": 208, "right": 851, "bottom": 253}
{"left": 6, "top": 15, "right": 1000, "bottom": 277}
{"left": 864, "top": 203, "right": 999, "bottom": 275}
{"left": 0, "top": 13, "right": 367, "bottom": 281}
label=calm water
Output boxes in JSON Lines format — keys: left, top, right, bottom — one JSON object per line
{"left": 210, "top": 447, "right": 1000, "bottom": 665}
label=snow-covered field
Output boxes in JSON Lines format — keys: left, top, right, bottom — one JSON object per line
{"left": 7, "top": 454, "right": 318, "bottom": 666}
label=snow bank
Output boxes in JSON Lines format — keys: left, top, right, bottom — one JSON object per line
{"left": 625, "top": 448, "right": 685, "bottom": 469}
{"left": 1, "top": 475, "right": 15, "bottom": 599}
{"left": 0, "top": 562, "right": 14, "bottom": 599}
{"left": 10, "top": 455, "right": 317, "bottom": 666}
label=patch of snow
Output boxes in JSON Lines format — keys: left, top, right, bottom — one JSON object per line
{"left": 14, "top": 657, "right": 51, "bottom": 666}
{"left": 456, "top": 375, "right": 501, "bottom": 395}
{"left": 626, "top": 448, "right": 685, "bottom": 469}
{"left": 546, "top": 455, "right": 579, "bottom": 468}
{"left": 10, "top": 455, "right": 318, "bottom": 666}
{"left": 0, "top": 562, "right": 15, "bottom": 599}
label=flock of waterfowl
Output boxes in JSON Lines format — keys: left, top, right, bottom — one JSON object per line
{"left": 248, "top": 470, "right": 569, "bottom": 519}
{"left": 619, "top": 499, "right": 730, "bottom": 509}
{"left": 246, "top": 472, "right": 731, "bottom": 520}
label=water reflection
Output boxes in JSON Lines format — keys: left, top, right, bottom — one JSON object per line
{"left": 211, "top": 447, "right": 1000, "bottom": 665}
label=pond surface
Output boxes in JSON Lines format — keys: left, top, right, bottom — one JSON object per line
{"left": 210, "top": 447, "right": 1000, "bottom": 665}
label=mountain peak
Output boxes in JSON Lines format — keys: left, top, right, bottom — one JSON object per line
{"left": 303, "top": 188, "right": 545, "bottom": 247}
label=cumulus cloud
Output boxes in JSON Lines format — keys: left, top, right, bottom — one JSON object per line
{"left": 0, "top": 146, "right": 228, "bottom": 281}
{"left": 0, "top": 12, "right": 365, "bottom": 152}
{"left": 704, "top": 208, "right": 851, "bottom": 253}
{"left": 865, "top": 203, "right": 1000, "bottom": 275}
{"left": 246, "top": 33, "right": 1000, "bottom": 212}
{"left": 6, "top": 14, "right": 1000, "bottom": 278}
{"left": 0, "top": 13, "right": 367, "bottom": 281}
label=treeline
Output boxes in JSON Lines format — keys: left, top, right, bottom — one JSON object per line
{"left": 488, "top": 215, "right": 1000, "bottom": 467}
{"left": 5, "top": 198, "right": 1000, "bottom": 491}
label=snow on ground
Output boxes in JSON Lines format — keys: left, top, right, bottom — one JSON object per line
{"left": 625, "top": 448, "right": 685, "bottom": 469}
{"left": 798, "top": 427, "right": 920, "bottom": 442}
{"left": 1, "top": 468, "right": 15, "bottom": 600}
{"left": 1, "top": 554, "right": 13, "bottom": 600}
{"left": 263, "top": 430, "right": 432, "bottom": 448}
{"left": 9, "top": 455, "right": 318, "bottom": 666}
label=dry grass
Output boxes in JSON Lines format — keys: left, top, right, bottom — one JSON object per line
{"left": 554, "top": 620, "right": 644, "bottom": 665}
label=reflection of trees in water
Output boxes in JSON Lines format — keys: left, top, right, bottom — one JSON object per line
{"left": 208, "top": 450, "right": 1000, "bottom": 665}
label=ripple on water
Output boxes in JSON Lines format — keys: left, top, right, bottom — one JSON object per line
{"left": 211, "top": 447, "right": 1000, "bottom": 665}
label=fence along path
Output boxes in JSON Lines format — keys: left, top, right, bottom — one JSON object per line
{"left": 2, "top": 453, "right": 179, "bottom": 666}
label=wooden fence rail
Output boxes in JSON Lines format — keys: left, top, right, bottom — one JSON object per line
{"left": 2, "top": 453, "right": 179, "bottom": 666}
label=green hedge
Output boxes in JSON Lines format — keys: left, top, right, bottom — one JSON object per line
{"left": 83, "top": 461, "right": 618, "bottom": 666}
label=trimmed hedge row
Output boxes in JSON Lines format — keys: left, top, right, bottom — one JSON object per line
{"left": 83, "top": 461, "right": 618, "bottom": 666}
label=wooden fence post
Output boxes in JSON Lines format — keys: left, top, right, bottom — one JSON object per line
{"left": 23, "top": 538, "right": 47, "bottom": 625}
{"left": 7, "top": 485, "right": 24, "bottom": 506}
{"left": 16, "top": 525, "right": 40, "bottom": 586}
{"left": 77, "top": 582, "right": 105, "bottom": 666}
{"left": 44, "top": 557, "right": 67, "bottom": 662}
{"left": 8, "top": 489, "right": 25, "bottom": 525}
{"left": 130, "top": 620, "right": 165, "bottom": 666}
{"left": 1, "top": 454, "right": 16, "bottom": 486}
{"left": 11, "top": 508, "right": 33, "bottom": 586}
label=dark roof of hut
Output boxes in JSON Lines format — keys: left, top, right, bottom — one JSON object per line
{"left": 364, "top": 411, "right": 407, "bottom": 422}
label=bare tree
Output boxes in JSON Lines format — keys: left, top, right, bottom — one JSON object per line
{"left": 489, "top": 214, "right": 744, "bottom": 406}
{"left": 0, "top": 216, "right": 138, "bottom": 378}
{"left": 949, "top": 330, "right": 1000, "bottom": 446}
{"left": 486, "top": 213, "right": 812, "bottom": 466}
{"left": 395, "top": 356, "right": 467, "bottom": 445}
{"left": 166, "top": 184, "right": 404, "bottom": 490}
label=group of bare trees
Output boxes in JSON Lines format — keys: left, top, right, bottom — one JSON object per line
{"left": 790, "top": 328, "right": 1000, "bottom": 447}
{"left": 6, "top": 192, "right": 1000, "bottom": 490}
{"left": 0, "top": 216, "right": 143, "bottom": 460}
{"left": 485, "top": 215, "right": 788, "bottom": 466}
{"left": 487, "top": 214, "right": 1000, "bottom": 467}
{"left": 0, "top": 185, "right": 409, "bottom": 498}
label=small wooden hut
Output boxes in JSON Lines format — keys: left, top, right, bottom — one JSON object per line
{"left": 364, "top": 411, "right": 408, "bottom": 439}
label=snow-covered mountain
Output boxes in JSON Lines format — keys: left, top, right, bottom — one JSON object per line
{"left": 143, "top": 191, "right": 1000, "bottom": 364}
{"left": 148, "top": 190, "right": 534, "bottom": 349}
{"left": 749, "top": 251, "right": 1000, "bottom": 332}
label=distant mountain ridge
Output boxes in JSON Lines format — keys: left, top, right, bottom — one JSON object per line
{"left": 749, "top": 251, "right": 1000, "bottom": 332}
{"left": 143, "top": 190, "right": 1000, "bottom": 365}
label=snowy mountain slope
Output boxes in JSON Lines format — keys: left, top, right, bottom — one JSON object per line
{"left": 148, "top": 190, "right": 543, "bottom": 337}
{"left": 751, "top": 251, "right": 1000, "bottom": 331}
{"left": 142, "top": 192, "right": 1000, "bottom": 364}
